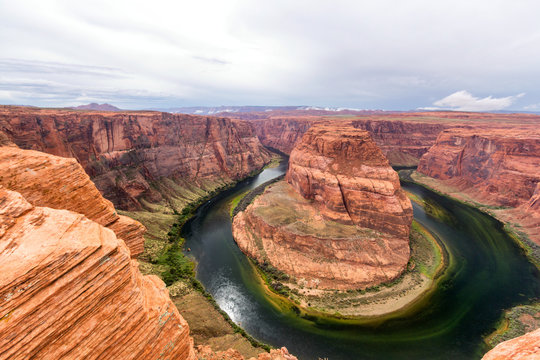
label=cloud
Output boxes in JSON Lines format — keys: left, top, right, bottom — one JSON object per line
{"left": 523, "top": 103, "right": 540, "bottom": 111}
{"left": 425, "top": 90, "right": 525, "bottom": 112}
{"left": 1, "top": 1, "right": 540, "bottom": 109}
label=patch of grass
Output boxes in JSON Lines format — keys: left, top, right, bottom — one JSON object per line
{"left": 229, "top": 191, "right": 249, "bottom": 216}
{"left": 485, "top": 303, "right": 540, "bottom": 348}
{"left": 231, "top": 175, "right": 285, "bottom": 217}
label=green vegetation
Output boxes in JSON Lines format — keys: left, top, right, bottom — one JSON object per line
{"left": 248, "top": 219, "right": 447, "bottom": 320}
{"left": 231, "top": 175, "right": 285, "bottom": 217}
{"left": 229, "top": 191, "right": 249, "bottom": 216}
{"left": 400, "top": 170, "right": 540, "bottom": 270}
{"left": 139, "top": 171, "right": 275, "bottom": 351}
{"left": 485, "top": 303, "right": 540, "bottom": 347}
{"left": 155, "top": 183, "right": 238, "bottom": 286}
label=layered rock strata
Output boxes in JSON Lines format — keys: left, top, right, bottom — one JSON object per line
{"left": 0, "top": 187, "right": 195, "bottom": 360}
{"left": 482, "top": 328, "right": 540, "bottom": 360}
{"left": 233, "top": 125, "right": 413, "bottom": 290}
{"left": 0, "top": 106, "right": 271, "bottom": 211}
{"left": 0, "top": 146, "right": 145, "bottom": 257}
{"left": 248, "top": 116, "right": 447, "bottom": 166}
{"left": 418, "top": 127, "right": 540, "bottom": 209}
{"left": 417, "top": 127, "right": 540, "bottom": 246}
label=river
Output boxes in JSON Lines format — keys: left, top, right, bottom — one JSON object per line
{"left": 183, "top": 160, "right": 540, "bottom": 360}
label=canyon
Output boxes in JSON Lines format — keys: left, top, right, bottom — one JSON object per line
{"left": 247, "top": 117, "right": 445, "bottom": 166}
{"left": 0, "top": 144, "right": 296, "bottom": 360}
{"left": 0, "top": 106, "right": 271, "bottom": 212}
{"left": 415, "top": 126, "right": 540, "bottom": 255}
{"left": 233, "top": 125, "right": 413, "bottom": 291}
{"left": 1, "top": 105, "right": 539, "bottom": 358}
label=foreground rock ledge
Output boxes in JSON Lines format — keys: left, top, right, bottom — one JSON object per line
{"left": 0, "top": 187, "right": 195, "bottom": 360}
{"left": 0, "top": 146, "right": 146, "bottom": 257}
{"left": 482, "top": 328, "right": 540, "bottom": 360}
{"left": 233, "top": 125, "right": 413, "bottom": 290}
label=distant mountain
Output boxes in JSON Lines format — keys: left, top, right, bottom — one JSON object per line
{"left": 153, "top": 106, "right": 302, "bottom": 115}
{"left": 151, "top": 105, "right": 381, "bottom": 115}
{"left": 71, "top": 103, "right": 121, "bottom": 111}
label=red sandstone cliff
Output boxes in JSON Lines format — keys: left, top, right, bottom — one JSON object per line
{"left": 0, "top": 106, "right": 271, "bottom": 211}
{"left": 233, "top": 125, "right": 413, "bottom": 290}
{"left": 0, "top": 146, "right": 145, "bottom": 258}
{"left": 0, "top": 187, "right": 196, "bottom": 360}
{"left": 418, "top": 127, "right": 540, "bottom": 209}
{"left": 287, "top": 125, "right": 413, "bottom": 237}
{"left": 247, "top": 117, "right": 446, "bottom": 166}
{"left": 482, "top": 328, "right": 540, "bottom": 360}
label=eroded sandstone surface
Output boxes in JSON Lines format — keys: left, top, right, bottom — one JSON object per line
{"left": 418, "top": 127, "right": 540, "bottom": 209}
{"left": 0, "top": 106, "right": 271, "bottom": 211}
{"left": 238, "top": 114, "right": 448, "bottom": 166}
{"left": 482, "top": 328, "right": 540, "bottom": 360}
{"left": 0, "top": 146, "right": 145, "bottom": 257}
{"left": 0, "top": 187, "right": 195, "bottom": 360}
{"left": 233, "top": 125, "right": 413, "bottom": 290}
{"left": 417, "top": 127, "right": 540, "bottom": 246}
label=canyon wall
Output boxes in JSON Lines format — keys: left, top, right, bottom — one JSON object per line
{"left": 248, "top": 117, "right": 446, "bottom": 166}
{"left": 0, "top": 187, "right": 196, "bottom": 360}
{"left": 233, "top": 125, "right": 412, "bottom": 290}
{"left": 418, "top": 127, "right": 540, "bottom": 209}
{"left": 482, "top": 328, "right": 540, "bottom": 360}
{"left": 0, "top": 106, "right": 271, "bottom": 211}
{"left": 0, "top": 146, "right": 145, "bottom": 257}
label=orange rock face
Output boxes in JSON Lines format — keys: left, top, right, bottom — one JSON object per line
{"left": 482, "top": 328, "right": 540, "bottom": 360}
{"left": 418, "top": 127, "right": 540, "bottom": 209}
{"left": 233, "top": 125, "right": 413, "bottom": 290}
{"left": 0, "top": 146, "right": 145, "bottom": 257}
{"left": 0, "top": 106, "right": 271, "bottom": 210}
{"left": 0, "top": 187, "right": 195, "bottom": 360}
{"left": 287, "top": 125, "right": 413, "bottom": 238}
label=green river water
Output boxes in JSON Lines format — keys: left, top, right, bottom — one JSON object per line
{"left": 183, "top": 161, "right": 539, "bottom": 359}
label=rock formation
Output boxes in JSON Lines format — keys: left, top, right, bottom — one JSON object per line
{"left": 233, "top": 125, "right": 413, "bottom": 290}
{"left": 0, "top": 187, "right": 195, "bottom": 360}
{"left": 482, "top": 328, "right": 540, "bottom": 360}
{"left": 417, "top": 127, "right": 540, "bottom": 246}
{"left": 418, "top": 127, "right": 540, "bottom": 209}
{"left": 0, "top": 106, "right": 271, "bottom": 211}
{"left": 247, "top": 116, "right": 447, "bottom": 166}
{"left": 0, "top": 146, "right": 145, "bottom": 258}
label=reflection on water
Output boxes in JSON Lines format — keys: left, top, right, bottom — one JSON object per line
{"left": 212, "top": 270, "right": 255, "bottom": 325}
{"left": 183, "top": 160, "right": 540, "bottom": 360}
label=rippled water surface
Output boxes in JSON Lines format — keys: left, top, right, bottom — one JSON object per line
{"left": 183, "top": 161, "right": 540, "bottom": 360}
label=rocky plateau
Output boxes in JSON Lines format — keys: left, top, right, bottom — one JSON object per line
{"left": 233, "top": 125, "right": 413, "bottom": 290}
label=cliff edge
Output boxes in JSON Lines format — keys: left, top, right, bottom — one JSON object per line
{"left": 233, "top": 125, "right": 413, "bottom": 291}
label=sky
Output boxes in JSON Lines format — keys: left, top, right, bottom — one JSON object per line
{"left": 1, "top": 0, "right": 540, "bottom": 111}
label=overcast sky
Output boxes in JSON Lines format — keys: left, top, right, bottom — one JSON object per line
{"left": 1, "top": 0, "right": 540, "bottom": 111}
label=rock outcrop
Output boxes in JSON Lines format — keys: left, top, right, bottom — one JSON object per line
{"left": 0, "top": 106, "right": 271, "bottom": 211}
{"left": 0, "top": 187, "right": 195, "bottom": 360}
{"left": 287, "top": 125, "right": 413, "bottom": 238}
{"left": 0, "top": 146, "right": 145, "bottom": 257}
{"left": 482, "top": 328, "right": 540, "bottom": 360}
{"left": 233, "top": 125, "right": 413, "bottom": 290}
{"left": 247, "top": 116, "right": 446, "bottom": 166}
{"left": 418, "top": 127, "right": 540, "bottom": 209}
